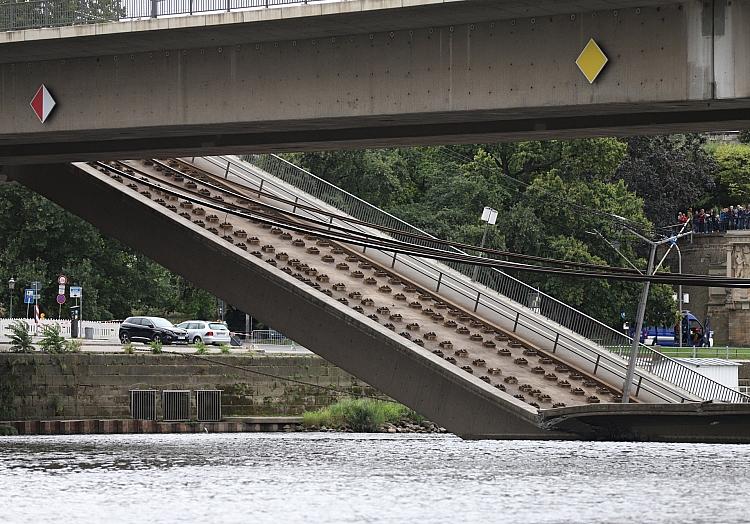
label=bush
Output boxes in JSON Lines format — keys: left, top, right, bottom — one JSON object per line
{"left": 195, "top": 341, "right": 207, "bottom": 355}
{"left": 7, "top": 320, "right": 34, "bottom": 353}
{"left": 301, "top": 398, "right": 420, "bottom": 432}
{"left": 39, "top": 324, "right": 68, "bottom": 353}
{"left": 149, "top": 339, "right": 163, "bottom": 354}
{"left": 66, "top": 339, "right": 82, "bottom": 353}
{"left": 220, "top": 344, "right": 230, "bottom": 354}
{"left": 122, "top": 342, "right": 134, "bottom": 354}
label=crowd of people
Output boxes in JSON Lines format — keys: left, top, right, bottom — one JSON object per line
{"left": 677, "top": 206, "right": 750, "bottom": 233}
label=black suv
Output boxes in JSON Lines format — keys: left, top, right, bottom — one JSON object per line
{"left": 119, "top": 316, "right": 188, "bottom": 345}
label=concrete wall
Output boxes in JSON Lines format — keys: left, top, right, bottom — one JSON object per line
{"left": 1, "top": 1, "right": 750, "bottom": 163}
{"left": 680, "top": 231, "right": 750, "bottom": 346}
{"left": 0, "top": 353, "right": 369, "bottom": 420}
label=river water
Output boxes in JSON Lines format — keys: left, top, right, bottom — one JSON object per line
{"left": 1, "top": 433, "right": 748, "bottom": 523}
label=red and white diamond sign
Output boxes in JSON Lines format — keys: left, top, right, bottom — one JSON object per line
{"left": 30, "top": 84, "right": 56, "bottom": 123}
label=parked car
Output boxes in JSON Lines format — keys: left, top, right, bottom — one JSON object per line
{"left": 175, "top": 320, "right": 232, "bottom": 345}
{"left": 119, "top": 316, "right": 188, "bottom": 345}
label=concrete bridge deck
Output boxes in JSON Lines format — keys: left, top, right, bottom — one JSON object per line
{"left": 1, "top": 0, "right": 749, "bottom": 163}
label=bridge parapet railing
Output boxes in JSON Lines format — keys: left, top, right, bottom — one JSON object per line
{"left": 0, "top": 318, "right": 120, "bottom": 342}
{"left": 192, "top": 153, "right": 748, "bottom": 404}
{"left": 0, "top": 0, "right": 324, "bottom": 31}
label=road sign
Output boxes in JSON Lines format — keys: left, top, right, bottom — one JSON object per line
{"left": 575, "top": 38, "right": 608, "bottom": 84}
{"left": 31, "top": 281, "right": 40, "bottom": 292}
{"left": 30, "top": 84, "right": 56, "bottom": 123}
{"left": 69, "top": 286, "right": 82, "bottom": 298}
{"left": 58, "top": 275, "right": 67, "bottom": 285}
{"left": 58, "top": 284, "right": 65, "bottom": 295}
{"left": 56, "top": 294, "right": 66, "bottom": 305}
{"left": 23, "top": 289, "right": 34, "bottom": 304}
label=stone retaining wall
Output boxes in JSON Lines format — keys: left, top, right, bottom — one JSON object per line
{"left": 0, "top": 353, "right": 375, "bottom": 421}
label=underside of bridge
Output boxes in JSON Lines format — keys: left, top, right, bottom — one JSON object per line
{"left": 1, "top": 0, "right": 749, "bottom": 163}
{"left": 6, "top": 156, "right": 750, "bottom": 442}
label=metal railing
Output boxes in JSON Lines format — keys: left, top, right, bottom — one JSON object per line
{"left": 250, "top": 329, "right": 294, "bottom": 346}
{"left": 209, "top": 153, "right": 749, "bottom": 404}
{"left": 0, "top": 0, "right": 325, "bottom": 31}
{"left": 0, "top": 318, "right": 120, "bottom": 342}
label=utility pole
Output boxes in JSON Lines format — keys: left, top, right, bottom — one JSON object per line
{"left": 620, "top": 227, "right": 693, "bottom": 403}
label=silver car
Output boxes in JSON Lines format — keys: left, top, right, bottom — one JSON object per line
{"left": 175, "top": 320, "right": 232, "bottom": 345}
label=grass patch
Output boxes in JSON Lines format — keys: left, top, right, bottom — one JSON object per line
{"left": 302, "top": 398, "right": 423, "bottom": 432}
{"left": 657, "top": 347, "right": 750, "bottom": 360}
{"left": 149, "top": 339, "right": 163, "bottom": 354}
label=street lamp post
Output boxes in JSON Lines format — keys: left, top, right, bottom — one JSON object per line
{"left": 675, "top": 243, "right": 683, "bottom": 348}
{"left": 8, "top": 277, "right": 15, "bottom": 319}
{"left": 472, "top": 206, "right": 498, "bottom": 282}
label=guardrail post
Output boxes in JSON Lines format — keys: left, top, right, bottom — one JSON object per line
{"left": 327, "top": 216, "right": 333, "bottom": 231}
{"left": 473, "top": 291, "right": 481, "bottom": 312}
{"left": 635, "top": 376, "right": 643, "bottom": 397}
{"left": 257, "top": 179, "right": 264, "bottom": 197}
{"left": 391, "top": 251, "right": 397, "bottom": 268}
{"left": 512, "top": 312, "right": 519, "bottom": 333}
{"left": 436, "top": 272, "right": 443, "bottom": 292}
{"left": 224, "top": 161, "right": 230, "bottom": 179}
{"left": 594, "top": 354, "right": 601, "bottom": 374}
{"left": 151, "top": 0, "right": 158, "bottom": 18}
{"left": 552, "top": 333, "right": 559, "bottom": 353}
{"left": 227, "top": 0, "right": 231, "bottom": 12}
{"left": 292, "top": 196, "right": 299, "bottom": 213}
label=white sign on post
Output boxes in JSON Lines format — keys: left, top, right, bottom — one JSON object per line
{"left": 69, "top": 286, "right": 82, "bottom": 298}
{"left": 58, "top": 284, "right": 65, "bottom": 295}
{"left": 481, "top": 206, "right": 498, "bottom": 225}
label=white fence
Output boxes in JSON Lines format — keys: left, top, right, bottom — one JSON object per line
{"left": 0, "top": 318, "right": 121, "bottom": 342}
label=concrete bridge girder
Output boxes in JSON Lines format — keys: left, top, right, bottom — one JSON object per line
{"left": 0, "top": 1, "right": 749, "bottom": 163}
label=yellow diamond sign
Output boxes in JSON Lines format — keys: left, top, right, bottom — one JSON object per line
{"left": 576, "top": 38, "right": 608, "bottom": 84}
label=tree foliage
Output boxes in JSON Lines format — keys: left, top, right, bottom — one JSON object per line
{"left": 614, "top": 135, "right": 717, "bottom": 227}
{"left": 713, "top": 143, "right": 750, "bottom": 203}
{"left": 0, "top": 182, "right": 214, "bottom": 321}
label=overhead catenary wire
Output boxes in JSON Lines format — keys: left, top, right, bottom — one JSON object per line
{"left": 93, "top": 160, "right": 750, "bottom": 288}
{"left": 156, "top": 158, "right": 647, "bottom": 276}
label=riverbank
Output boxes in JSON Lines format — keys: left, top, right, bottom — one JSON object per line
{"left": 0, "top": 416, "right": 445, "bottom": 436}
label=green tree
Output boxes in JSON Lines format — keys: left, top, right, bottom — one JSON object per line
{"left": 0, "top": 182, "right": 209, "bottom": 320}
{"left": 713, "top": 143, "right": 750, "bottom": 203}
{"left": 614, "top": 135, "right": 717, "bottom": 227}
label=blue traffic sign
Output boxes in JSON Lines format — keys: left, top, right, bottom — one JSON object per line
{"left": 23, "top": 288, "right": 34, "bottom": 304}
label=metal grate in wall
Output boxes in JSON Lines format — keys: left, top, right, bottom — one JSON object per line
{"left": 162, "top": 390, "right": 191, "bottom": 421}
{"left": 130, "top": 390, "right": 157, "bottom": 420}
{"left": 196, "top": 390, "right": 222, "bottom": 422}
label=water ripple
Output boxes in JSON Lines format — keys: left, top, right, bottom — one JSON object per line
{"left": 1, "top": 433, "right": 749, "bottom": 523}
